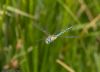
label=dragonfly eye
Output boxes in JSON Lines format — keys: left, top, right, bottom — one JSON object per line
{"left": 45, "top": 35, "right": 57, "bottom": 44}
{"left": 45, "top": 37, "right": 52, "bottom": 44}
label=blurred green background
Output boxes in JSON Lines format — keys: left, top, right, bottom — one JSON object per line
{"left": 0, "top": 0, "right": 100, "bottom": 72}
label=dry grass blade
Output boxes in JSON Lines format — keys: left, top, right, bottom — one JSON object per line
{"left": 81, "top": 14, "right": 100, "bottom": 35}
{"left": 56, "top": 59, "right": 75, "bottom": 72}
{"left": 13, "top": 47, "right": 33, "bottom": 59}
{"left": 78, "top": 0, "right": 93, "bottom": 21}
{"left": 77, "top": 4, "right": 85, "bottom": 17}
{"left": 0, "top": 10, "right": 4, "bottom": 15}
{"left": 87, "top": 15, "right": 100, "bottom": 28}
{"left": 6, "top": 6, "right": 37, "bottom": 20}
{"left": 0, "top": 10, "right": 11, "bottom": 16}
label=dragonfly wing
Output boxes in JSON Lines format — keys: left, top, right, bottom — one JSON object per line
{"left": 59, "top": 36, "right": 79, "bottom": 38}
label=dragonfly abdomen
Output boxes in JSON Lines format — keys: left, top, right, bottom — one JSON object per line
{"left": 56, "top": 26, "right": 72, "bottom": 37}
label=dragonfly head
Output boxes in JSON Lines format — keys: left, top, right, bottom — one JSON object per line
{"left": 45, "top": 35, "right": 57, "bottom": 44}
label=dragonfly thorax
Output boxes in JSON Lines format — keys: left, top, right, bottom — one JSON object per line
{"left": 45, "top": 35, "right": 57, "bottom": 44}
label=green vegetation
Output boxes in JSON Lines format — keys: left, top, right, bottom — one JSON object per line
{"left": 0, "top": 0, "right": 100, "bottom": 72}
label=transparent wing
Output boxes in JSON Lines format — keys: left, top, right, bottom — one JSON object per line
{"left": 32, "top": 23, "right": 49, "bottom": 36}
{"left": 59, "top": 35, "right": 79, "bottom": 38}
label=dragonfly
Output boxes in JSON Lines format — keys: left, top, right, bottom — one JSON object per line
{"left": 33, "top": 23, "right": 73, "bottom": 44}
{"left": 45, "top": 26, "right": 72, "bottom": 44}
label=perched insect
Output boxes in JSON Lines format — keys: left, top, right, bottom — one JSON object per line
{"left": 45, "top": 26, "right": 72, "bottom": 44}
